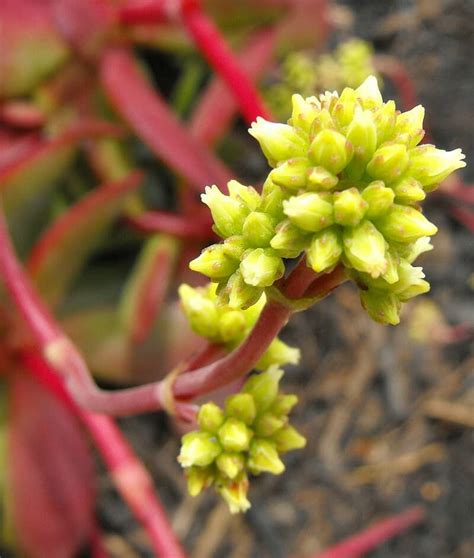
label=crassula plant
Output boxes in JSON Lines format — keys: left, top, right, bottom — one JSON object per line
{"left": 0, "top": 0, "right": 467, "bottom": 556}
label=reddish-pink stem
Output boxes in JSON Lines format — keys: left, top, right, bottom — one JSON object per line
{"left": 125, "top": 210, "right": 215, "bottom": 239}
{"left": 311, "top": 506, "right": 425, "bottom": 558}
{"left": 21, "top": 350, "right": 188, "bottom": 558}
{"left": 90, "top": 529, "right": 110, "bottom": 558}
{"left": 179, "top": 0, "right": 272, "bottom": 124}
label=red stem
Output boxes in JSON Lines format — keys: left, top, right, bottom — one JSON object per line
{"left": 125, "top": 210, "right": 215, "bottom": 239}
{"left": 21, "top": 350, "right": 188, "bottom": 558}
{"left": 311, "top": 506, "right": 425, "bottom": 558}
{"left": 179, "top": 0, "right": 272, "bottom": 124}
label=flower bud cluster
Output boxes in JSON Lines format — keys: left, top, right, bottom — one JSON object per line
{"left": 178, "top": 367, "right": 306, "bottom": 513}
{"left": 179, "top": 283, "right": 300, "bottom": 369}
{"left": 192, "top": 76, "right": 465, "bottom": 323}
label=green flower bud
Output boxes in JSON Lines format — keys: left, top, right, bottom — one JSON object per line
{"left": 227, "top": 272, "right": 263, "bottom": 310}
{"left": 202, "top": 185, "right": 248, "bottom": 238}
{"left": 290, "top": 94, "right": 320, "bottom": 132}
{"left": 392, "top": 177, "right": 426, "bottom": 204}
{"left": 360, "top": 289, "right": 401, "bottom": 325}
{"left": 270, "top": 220, "right": 310, "bottom": 258}
{"left": 306, "top": 166, "right": 339, "bottom": 191}
{"left": 333, "top": 188, "right": 368, "bottom": 227}
{"left": 381, "top": 249, "right": 399, "bottom": 284}
{"left": 394, "top": 105, "right": 425, "bottom": 148}
{"left": 247, "top": 439, "right": 285, "bottom": 475}
{"left": 225, "top": 393, "right": 257, "bottom": 426}
{"left": 355, "top": 75, "right": 383, "bottom": 109}
{"left": 408, "top": 145, "right": 466, "bottom": 190}
{"left": 218, "top": 418, "right": 253, "bottom": 452}
{"left": 198, "top": 403, "right": 225, "bottom": 433}
{"left": 249, "top": 117, "right": 307, "bottom": 166}
{"left": 222, "top": 237, "right": 246, "bottom": 261}
{"left": 346, "top": 108, "right": 377, "bottom": 162}
{"left": 216, "top": 453, "right": 245, "bottom": 480}
{"left": 332, "top": 87, "right": 357, "bottom": 128}
{"left": 256, "top": 338, "right": 300, "bottom": 370}
{"left": 376, "top": 204, "right": 437, "bottom": 243}
{"left": 186, "top": 466, "right": 213, "bottom": 497}
{"left": 307, "top": 226, "right": 343, "bottom": 273}
{"left": 240, "top": 248, "right": 284, "bottom": 288}
{"left": 343, "top": 220, "right": 387, "bottom": 277}
{"left": 254, "top": 412, "right": 286, "bottom": 437}
{"left": 367, "top": 144, "right": 409, "bottom": 184}
{"left": 227, "top": 180, "right": 261, "bottom": 211}
{"left": 392, "top": 262, "right": 430, "bottom": 301}
{"left": 190, "top": 245, "right": 239, "bottom": 280}
{"left": 179, "top": 284, "right": 220, "bottom": 338}
{"left": 269, "top": 158, "right": 309, "bottom": 191}
{"left": 243, "top": 366, "right": 284, "bottom": 413}
{"left": 373, "top": 100, "right": 396, "bottom": 145}
{"left": 219, "top": 310, "right": 247, "bottom": 342}
{"left": 260, "top": 178, "right": 287, "bottom": 220}
{"left": 283, "top": 192, "right": 334, "bottom": 232}
{"left": 242, "top": 211, "right": 275, "bottom": 247}
{"left": 309, "top": 108, "right": 336, "bottom": 137}
{"left": 404, "top": 237, "right": 433, "bottom": 263}
{"left": 178, "top": 431, "right": 221, "bottom": 468}
{"left": 308, "top": 129, "right": 353, "bottom": 175}
{"left": 216, "top": 474, "right": 250, "bottom": 514}
{"left": 361, "top": 181, "right": 395, "bottom": 219}
{"left": 271, "top": 394, "right": 298, "bottom": 417}
{"left": 272, "top": 425, "right": 307, "bottom": 453}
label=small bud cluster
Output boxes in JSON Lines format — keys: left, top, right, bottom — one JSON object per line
{"left": 178, "top": 367, "right": 306, "bottom": 513}
{"left": 266, "top": 39, "right": 378, "bottom": 119}
{"left": 192, "top": 76, "right": 465, "bottom": 324}
{"left": 179, "top": 283, "right": 300, "bottom": 369}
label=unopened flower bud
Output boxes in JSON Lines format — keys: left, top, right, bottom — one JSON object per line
{"left": 256, "top": 338, "right": 300, "bottom": 370}
{"left": 309, "top": 108, "right": 336, "bottom": 137}
{"left": 355, "top": 76, "right": 383, "bottom": 109}
{"left": 373, "top": 100, "right": 396, "bottom": 144}
{"left": 346, "top": 109, "right": 377, "bottom": 162}
{"left": 219, "top": 310, "right": 247, "bottom": 342}
{"left": 376, "top": 204, "right": 437, "bottom": 243}
{"left": 307, "top": 227, "right": 343, "bottom": 273}
{"left": 333, "top": 188, "right": 368, "bottom": 227}
{"left": 218, "top": 418, "right": 253, "bottom": 452}
{"left": 408, "top": 145, "right": 466, "bottom": 190}
{"left": 242, "top": 211, "right": 275, "bottom": 247}
{"left": 216, "top": 453, "right": 245, "bottom": 480}
{"left": 283, "top": 192, "right": 334, "bottom": 232}
{"left": 308, "top": 129, "right": 353, "bottom": 175}
{"left": 392, "top": 177, "right": 426, "bottom": 203}
{"left": 225, "top": 393, "right": 257, "bottom": 426}
{"left": 248, "top": 439, "right": 285, "bottom": 475}
{"left": 178, "top": 432, "right": 221, "bottom": 468}
{"left": 381, "top": 249, "right": 399, "bottom": 284}
{"left": 216, "top": 474, "right": 250, "bottom": 514}
{"left": 179, "top": 284, "right": 220, "bottom": 338}
{"left": 360, "top": 289, "right": 401, "bottom": 325}
{"left": 271, "top": 394, "right": 298, "bottom": 417}
{"left": 249, "top": 117, "right": 307, "bottom": 166}
{"left": 240, "top": 248, "right": 284, "bottom": 288}
{"left": 269, "top": 158, "right": 309, "bottom": 191}
{"left": 186, "top": 467, "right": 213, "bottom": 497}
{"left": 361, "top": 181, "right": 395, "bottom": 219}
{"left": 227, "top": 272, "right": 263, "bottom": 310}
{"left": 306, "top": 166, "right": 339, "bottom": 191}
{"left": 290, "top": 94, "right": 320, "bottom": 132}
{"left": 393, "top": 262, "right": 430, "bottom": 301}
{"left": 260, "top": 179, "right": 287, "bottom": 220}
{"left": 367, "top": 144, "right": 409, "bottom": 184}
{"left": 202, "top": 185, "right": 248, "bottom": 238}
{"left": 198, "top": 402, "right": 225, "bottom": 433}
{"left": 254, "top": 412, "right": 286, "bottom": 437}
{"left": 227, "top": 180, "right": 260, "bottom": 211}
{"left": 190, "top": 245, "right": 239, "bottom": 279}
{"left": 272, "top": 425, "right": 307, "bottom": 453}
{"left": 270, "top": 220, "right": 310, "bottom": 258}
{"left": 243, "top": 366, "right": 284, "bottom": 413}
{"left": 343, "top": 220, "right": 387, "bottom": 278}
{"left": 332, "top": 87, "right": 357, "bottom": 128}
{"left": 394, "top": 105, "right": 425, "bottom": 148}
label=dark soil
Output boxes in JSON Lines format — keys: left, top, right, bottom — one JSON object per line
{"left": 93, "top": 1, "right": 474, "bottom": 557}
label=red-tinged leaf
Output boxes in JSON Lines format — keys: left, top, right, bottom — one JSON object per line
{"left": 0, "top": 101, "right": 46, "bottom": 129}
{"left": 0, "top": 129, "right": 42, "bottom": 173}
{"left": 0, "top": 0, "right": 69, "bottom": 98}
{"left": 120, "top": 234, "right": 179, "bottom": 343}
{"left": 52, "top": 0, "right": 116, "bottom": 59}
{"left": 27, "top": 171, "right": 143, "bottom": 307}
{"left": 190, "top": 28, "right": 277, "bottom": 146}
{"left": 7, "top": 370, "right": 95, "bottom": 558}
{"left": 0, "top": 120, "right": 122, "bottom": 254}
{"left": 100, "top": 47, "right": 232, "bottom": 190}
